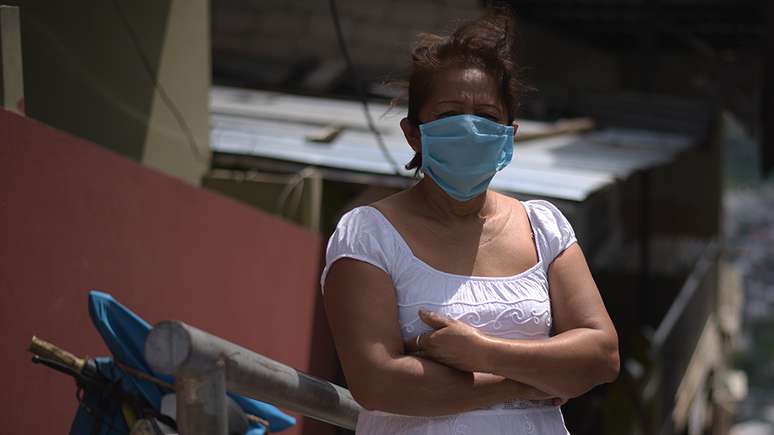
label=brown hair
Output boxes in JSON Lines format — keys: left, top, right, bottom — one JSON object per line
{"left": 402, "top": 8, "right": 522, "bottom": 171}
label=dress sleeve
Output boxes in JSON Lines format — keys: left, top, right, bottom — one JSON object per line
{"left": 320, "top": 207, "right": 396, "bottom": 292}
{"left": 530, "top": 200, "right": 578, "bottom": 268}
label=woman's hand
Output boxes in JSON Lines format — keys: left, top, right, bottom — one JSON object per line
{"left": 403, "top": 309, "right": 489, "bottom": 372}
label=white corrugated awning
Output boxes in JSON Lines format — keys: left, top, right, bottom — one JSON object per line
{"left": 210, "top": 86, "right": 694, "bottom": 202}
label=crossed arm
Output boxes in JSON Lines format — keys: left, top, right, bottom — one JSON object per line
{"left": 322, "top": 243, "right": 619, "bottom": 416}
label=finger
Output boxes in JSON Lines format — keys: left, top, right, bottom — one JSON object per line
{"left": 418, "top": 309, "right": 450, "bottom": 329}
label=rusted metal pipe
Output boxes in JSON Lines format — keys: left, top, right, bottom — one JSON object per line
{"left": 145, "top": 320, "right": 361, "bottom": 431}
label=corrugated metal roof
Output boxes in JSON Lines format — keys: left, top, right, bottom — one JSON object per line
{"left": 210, "top": 86, "right": 694, "bottom": 202}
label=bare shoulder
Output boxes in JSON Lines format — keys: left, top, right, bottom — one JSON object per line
{"left": 370, "top": 188, "right": 418, "bottom": 220}
{"left": 493, "top": 191, "right": 528, "bottom": 218}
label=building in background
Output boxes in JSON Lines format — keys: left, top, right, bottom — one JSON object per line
{"left": 5, "top": 0, "right": 211, "bottom": 184}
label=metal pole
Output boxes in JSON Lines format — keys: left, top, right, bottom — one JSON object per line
{"left": 145, "top": 320, "right": 361, "bottom": 431}
{"left": 176, "top": 361, "right": 228, "bottom": 435}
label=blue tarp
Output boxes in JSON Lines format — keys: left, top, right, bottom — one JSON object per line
{"left": 69, "top": 291, "right": 295, "bottom": 435}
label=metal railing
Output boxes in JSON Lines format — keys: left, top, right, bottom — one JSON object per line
{"left": 144, "top": 320, "right": 362, "bottom": 434}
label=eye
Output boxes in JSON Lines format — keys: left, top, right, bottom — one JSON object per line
{"left": 478, "top": 113, "right": 499, "bottom": 121}
{"left": 438, "top": 111, "right": 460, "bottom": 118}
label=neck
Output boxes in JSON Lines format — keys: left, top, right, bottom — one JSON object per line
{"left": 413, "top": 177, "right": 497, "bottom": 222}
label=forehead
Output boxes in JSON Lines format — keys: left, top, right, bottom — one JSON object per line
{"left": 425, "top": 67, "right": 502, "bottom": 106}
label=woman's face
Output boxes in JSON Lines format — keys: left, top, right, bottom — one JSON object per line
{"left": 417, "top": 67, "right": 509, "bottom": 125}
{"left": 401, "top": 66, "right": 514, "bottom": 156}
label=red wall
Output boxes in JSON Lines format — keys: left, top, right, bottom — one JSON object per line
{"left": 0, "top": 109, "right": 336, "bottom": 435}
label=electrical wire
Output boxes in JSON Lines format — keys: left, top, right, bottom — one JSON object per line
{"left": 328, "top": 0, "right": 403, "bottom": 176}
{"left": 111, "top": 0, "right": 208, "bottom": 163}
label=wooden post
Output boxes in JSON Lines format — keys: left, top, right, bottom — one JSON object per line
{"left": 0, "top": 5, "right": 23, "bottom": 114}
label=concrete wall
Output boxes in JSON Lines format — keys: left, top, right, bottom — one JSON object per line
{"left": 7, "top": 0, "right": 210, "bottom": 184}
{"left": 0, "top": 109, "right": 336, "bottom": 435}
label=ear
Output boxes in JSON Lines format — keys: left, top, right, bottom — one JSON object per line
{"left": 512, "top": 121, "right": 520, "bottom": 139}
{"left": 400, "top": 117, "right": 422, "bottom": 154}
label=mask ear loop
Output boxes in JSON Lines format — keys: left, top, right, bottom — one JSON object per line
{"left": 416, "top": 125, "right": 430, "bottom": 179}
{"left": 406, "top": 152, "right": 424, "bottom": 178}
{"left": 406, "top": 118, "right": 424, "bottom": 177}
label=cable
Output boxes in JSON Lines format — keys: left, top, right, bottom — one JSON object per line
{"left": 328, "top": 0, "right": 403, "bottom": 176}
{"left": 111, "top": 0, "right": 208, "bottom": 163}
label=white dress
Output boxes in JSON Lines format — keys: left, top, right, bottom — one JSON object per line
{"left": 321, "top": 199, "right": 577, "bottom": 435}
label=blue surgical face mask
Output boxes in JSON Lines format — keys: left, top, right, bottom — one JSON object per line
{"left": 419, "top": 114, "right": 514, "bottom": 202}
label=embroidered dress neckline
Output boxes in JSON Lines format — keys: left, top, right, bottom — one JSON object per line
{"left": 364, "top": 202, "right": 543, "bottom": 281}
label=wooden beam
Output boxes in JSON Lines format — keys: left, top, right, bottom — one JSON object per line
{"left": 0, "top": 5, "right": 23, "bottom": 114}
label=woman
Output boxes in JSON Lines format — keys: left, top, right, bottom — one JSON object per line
{"left": 321, "top": 10, "right": 619, "bottom": 435}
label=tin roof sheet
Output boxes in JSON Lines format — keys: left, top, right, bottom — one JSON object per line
{"left": 210, "top": 86, "right": 694, "bottom": 202}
